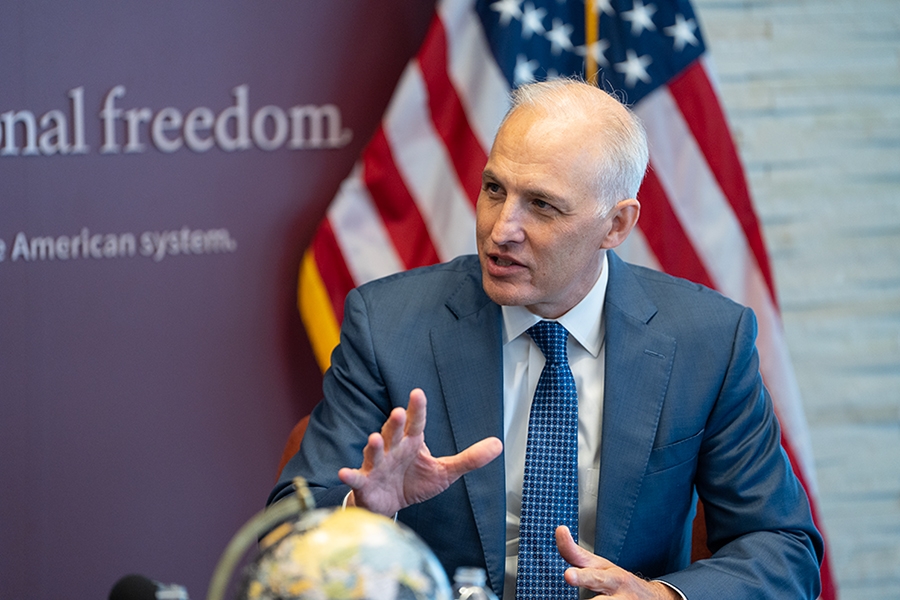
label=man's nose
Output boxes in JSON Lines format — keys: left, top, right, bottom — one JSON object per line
{"left": 491, "top": 199, "right": 526, "bottom": 245}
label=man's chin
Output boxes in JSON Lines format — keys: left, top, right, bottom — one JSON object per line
{"left": 481, "top": 275, "right": 530, "bottom": 307}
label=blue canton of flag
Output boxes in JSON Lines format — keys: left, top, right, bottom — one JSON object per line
{"left": 475, "top": 0, "right": 705, "bottom": 103}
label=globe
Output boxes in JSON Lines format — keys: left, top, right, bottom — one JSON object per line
{"left": 237, "top": 506, "right": 452, "bottom": 600}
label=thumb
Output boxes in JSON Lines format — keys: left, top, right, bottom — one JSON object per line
{"left": 441, "top": 436, "right": 503, "bottom": 479}
{"left": 555, "top": 526, "right": 600, "bottom": 568}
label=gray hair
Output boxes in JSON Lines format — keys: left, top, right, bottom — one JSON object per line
{"left": 503, "top": 79, "right": 649, "bottom": 215}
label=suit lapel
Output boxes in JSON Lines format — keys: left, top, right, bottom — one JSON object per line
{"left": 426, "top": 254, "right": 675, "bottom": 583}
{"left": 594, "top": 252, "right": 675, "bottom": 563}
{"left": 430, "top": 271, "right": 506, "bottom": 594}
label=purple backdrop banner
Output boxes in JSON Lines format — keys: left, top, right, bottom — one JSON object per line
{"left": 0, "top": 2, "right": 436, "bottom": 598}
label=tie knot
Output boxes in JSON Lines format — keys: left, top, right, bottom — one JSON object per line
{"left": 527, "top": 320, "right": 569, "bottom": 364}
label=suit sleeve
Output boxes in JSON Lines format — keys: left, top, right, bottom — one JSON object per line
{"left": 268, "top": 287, "right": 395, "bottom": 508}
{"left": 660, "top": 307, "right": 824, "bottom": 599}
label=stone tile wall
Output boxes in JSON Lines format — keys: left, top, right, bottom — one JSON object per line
{"left": 693, "top": 1, "right": 900, "bottom": 598}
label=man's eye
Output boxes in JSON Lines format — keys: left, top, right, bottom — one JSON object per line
{"left": 484, "top": 182, "right": 502, "bottom": 194}
{"left": 532, "top": 199, "right": 551, "bottom": 210}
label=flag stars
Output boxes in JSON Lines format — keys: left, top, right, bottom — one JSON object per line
{"left": 515, "top": 53, "right": 540, "bottom": 84}
{"left": 490, "top": 0, "right": 522, "bottom": 26}
{"left": 576, "top": 38, "right": 611, "bottom": 67}
{"left": 614, "top": 49, "right": 652, "bottom": 87}
{"left": 665, "top": 13, "right": 699, "bottom": 52}
{"left": 545, "top": 18, "right": 574, "bottom": 55}
{"left": 622, "top": 0, "right": 657, "bottom": 36}
{"left": 521, "top": 2, "right": 547, "bottom": 39}
{"left": 590, "top": 0, "right": 616, "bottom": 17}
{"left": 485, "top": 0, "right": 692, "bottom": 94}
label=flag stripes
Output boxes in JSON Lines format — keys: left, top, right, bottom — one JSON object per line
{"left": 638, "top": 83, "right": 758, "bottom": 302}
{"left": 363, "top": 127, "right": 442, "bottom": 270}
{"left": 419, "top": 16, "right": 488, "bottom": 202}
{"left": 328, "top": 164, "right": 405, "bottom": 284}
{"left": 383, "top": 63, "right": 477, "bottom": 262}
{"left": 438, "top": 0, "right": 509, "bottom": 151}
{"left": 632, "top": 169, "right": 717, "bottom": 289}
{"left": 667, "top": 60, "right": 777, "bottom": 301}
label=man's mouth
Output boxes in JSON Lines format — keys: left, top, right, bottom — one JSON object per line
{"left": 487, "top": 253, "right": 525, "bottom": 270}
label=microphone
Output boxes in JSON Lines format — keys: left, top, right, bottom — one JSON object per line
{"left": 109, "top": 574, "right": 190, "bottom": 600}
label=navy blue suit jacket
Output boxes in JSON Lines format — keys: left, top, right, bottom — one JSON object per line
{"left": 271, "top": 252, "right": 823, "bottom": 599}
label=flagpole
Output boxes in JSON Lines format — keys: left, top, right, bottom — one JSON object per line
{"left": 585, "top": 0, "right": 599, "bottom": 84}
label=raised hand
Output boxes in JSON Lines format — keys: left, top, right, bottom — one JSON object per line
{"left": 555, "top": 526, "right": 680, "bottom": 600}
{"left": 338, "top": 388, "right": 503, "bottom": 517}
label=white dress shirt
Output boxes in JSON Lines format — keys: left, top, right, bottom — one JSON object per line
{"left": 499, "top": 253, "right": 686, "bottom": 600}
{"left": 501, "top": 254, "right": 609, "bottom": 600}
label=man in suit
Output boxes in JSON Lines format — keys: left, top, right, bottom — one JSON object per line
{"left": 270, "top": 79, "right": 824, "bottom": 599}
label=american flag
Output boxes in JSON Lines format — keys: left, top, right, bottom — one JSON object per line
{"left": 297, "top": 0, "right": 836, "bottom": 596}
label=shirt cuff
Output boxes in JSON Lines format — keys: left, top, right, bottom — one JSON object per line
{"left": 341, "top": 491, "right": 398, "bottom": 522}
{"left": 655, "top": 579, "right": 687, "bottom": 600}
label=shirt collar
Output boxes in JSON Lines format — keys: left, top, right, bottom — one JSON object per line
{"left": 501, "top": 252, "right": 609, "bottom": 357}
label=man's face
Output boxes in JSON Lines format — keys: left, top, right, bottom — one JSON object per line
{"left": 476, "top": 108, "right": 619, "bottom": 319}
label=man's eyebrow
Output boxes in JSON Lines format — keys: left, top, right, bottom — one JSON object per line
{"left": 480, "top": 169, "right": 562, "bottom": 204}
{"left": 517, "top": 183, "right": 563, "bottom": 205}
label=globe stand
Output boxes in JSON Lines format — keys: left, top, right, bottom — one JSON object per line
{"left": 206, "top": 477, "right": 315, "bottom": 600}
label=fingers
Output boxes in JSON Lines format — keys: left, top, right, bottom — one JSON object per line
{"left": 339, "top": 431, "right": 384, "bottom": 487}
{"left": 380, "top": 407, "right": 407, "bottom": 452}
{"left": 554, "top": 525, "right": 579, "bottom": 561}
{"left": 556, "top": 526, "right": 609, "bottom": 568}
{"left": 564, "top": 563, "right": 624, "bottom": 594}
{"left": 361, "top": 431, "right": 385, "bottom": 469}
{"left": 338, "top": 466, "right": 364, "bottom": 488}
{"left": 405, "top": 388, "right": 428, "bottom": 437}
{"left": 379, "top": 389, "right": 427, "bottom": 451}
{"left": 337, "top": 388, "right": 502, "bottom": 517}
{"left": 441, "top": 437, "right": 503, "bottom": 479}
{"left": 556, "top": 527, "right": 620, "bottom": 592}
{"left": 557, "top": 528, "right": 661, "bottom": 598}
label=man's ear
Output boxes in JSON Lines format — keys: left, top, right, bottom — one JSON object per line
{"left": 600, "top": 199, "right": 640, "bottom": 249}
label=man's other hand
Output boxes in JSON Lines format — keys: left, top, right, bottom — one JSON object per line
{"left": 556, "top": 526, "right": 680, "bottom": 600}
{"left": 338, "top": 388, "right": 503, "bottom": 517}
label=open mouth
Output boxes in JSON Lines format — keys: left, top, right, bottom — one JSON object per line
{"left": 492, "top": 256, "right": 516, "bottom": 267}
{"left": 487, "top": 253, "right": 526, "bottom": 271}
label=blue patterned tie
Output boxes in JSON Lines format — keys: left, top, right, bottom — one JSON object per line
{"left": 516, "top": 320, "right": 579, "bottom": 600}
